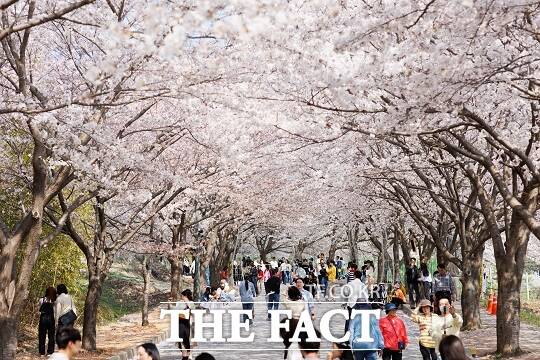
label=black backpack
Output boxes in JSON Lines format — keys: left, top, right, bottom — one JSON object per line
{"left": 39, "top": 299, "right": 54, "bottom": 324}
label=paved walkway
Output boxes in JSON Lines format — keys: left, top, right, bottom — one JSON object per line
{"left": 158, "top": 285, "right": 540, "bottom": 360}
{"left": 158, "top": 288, "right": 424, "bottom": 360}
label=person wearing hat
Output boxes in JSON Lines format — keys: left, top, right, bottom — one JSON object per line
{"left": 390, "top": 282, "right": 406, "bottom": 308}
{"left": 412, "top": 299, "right": 437, "bottom": 360}
{"left": 379, "top": 303, "right": 408, "bottom": 360}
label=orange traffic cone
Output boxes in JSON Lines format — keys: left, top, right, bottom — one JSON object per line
{"left": 490, "top": 296, "right": 497, "bottom": 316}
{"left": 486, "top": 293, "right": 493, "bottom": 313}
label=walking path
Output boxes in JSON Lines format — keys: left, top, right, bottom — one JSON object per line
{"left": 159, "top": 290, "right": 422, "bottom": 360}
{"left": 158, "top": 286, "right": 540, "bottom": 360}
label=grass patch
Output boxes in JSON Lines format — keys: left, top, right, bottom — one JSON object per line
{"left": 97, "top": 272, "right": 143, "bottom": 324}
{"left": 520, "top": 307, "right": 540, "bottom": 328}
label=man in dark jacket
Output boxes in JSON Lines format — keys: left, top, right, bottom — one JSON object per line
{"left": 406, "top": 257, "right": 421, "bottom": 307}
{"left": 265, "top": 269, "right": 281, "bottom": 320}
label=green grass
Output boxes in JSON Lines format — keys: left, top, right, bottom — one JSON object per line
{"left": 97, "top": 270, "right": 143, "bottom": 324}
{"left": 520, "top": 307, "right": 540, "bottom": 328}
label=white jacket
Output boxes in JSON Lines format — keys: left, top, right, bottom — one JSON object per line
{"left": 55, "top": 293, "right": 76, "bottom": 324}
{"left": 431, "top": 313, "right": 463, "bottom": 347}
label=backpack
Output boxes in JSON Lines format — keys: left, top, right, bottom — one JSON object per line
{"left": 39, "top": 299, "right": 55, "bottom": 324}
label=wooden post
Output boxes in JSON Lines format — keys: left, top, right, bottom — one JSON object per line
{"left": 526, "top": 272, "right": 530, "bottom": 301}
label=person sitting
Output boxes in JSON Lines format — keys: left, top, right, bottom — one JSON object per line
{"left": 390, "top": 282, "right": 406, "bottom": 308}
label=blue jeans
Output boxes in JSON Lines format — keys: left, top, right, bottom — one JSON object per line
{"left": 321, "top": 278, "right": 328, "bottom": 296}
{"left": 267, "top": 293, "right": 280, "bottom": 317}
{"left": 354, "top": 350, "right": 378, "bottom": 360}
{"left": 242, "top": 302, "right": 254, "bottom": 323}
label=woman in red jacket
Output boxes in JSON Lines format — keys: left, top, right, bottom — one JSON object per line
{"left": 379, "top": 303, "right": 409, "bottom": 360}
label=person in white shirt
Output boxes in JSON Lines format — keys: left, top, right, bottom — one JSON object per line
{"left": 432, "top": 297, "right": 463, "bottom": 348}
{"left": 282, "top": 286, "right": 306, "bottom": 319}
{"left": 55, "top": 284, "right": 77, "bottom": 328}
{"left": 48, "top": 327, "right": 81, "bottom": 360}
{"left": 270, "top": 257, "right": 278, "bottom": 269}
{"left": 344, "top": 270, "right": 368, "bottom": 333}
{"left": 295, "top": 277, "right": 315, "bottom": 319}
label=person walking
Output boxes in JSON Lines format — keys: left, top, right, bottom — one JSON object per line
{"left": 350, "top": 303, "right": 384, "bottom": 360}
{"left": 176, "top": 289, "right": 195, "bottom": 360}
{"left": 266, "top": 268, "right": 282, "bottom": 320}
{"left": 282, "top": 286, "right": 306, "bottom": 319}
{"left": 327, "top": 260, "right": 337, "bottom": 300}
{"left": 336, "top": 257, "right": 344, "bottom": 279}
{"left": 364, "top": 261, "right": 375, "bottom": 286}
{"left": 411, "top": 299, "right": 438, "bottom": 360}
{"left": 379, "top": 303, "right": 408, "bottom": 360}
{"left": 55, "top": 284, "right": 77, "bottom": 330}
{"left": 431, "top": 296, "right": 463, "bottom": 349}
{"left": 239, "top": 274, "right": 257, "bottom": 325}
{"left": 38, "top": 286, "right": 57, "bottom": 356}
{"left": 347, "top": 263, "right": 358, "bottom": 283}
{"left": 319, "top": 261, "right": 329, "bottom": 299}
{"left": 419, "top": 262, "right": 432, "bottom": 300}
{"left": 344, "top": 270, "right": 368, "bottom": 332}
{"left": 281, "top": 260, "right": 291, "bottom": 285}
{"left": 406, "top": 258, "right": 421, "bottom": 308}
{"left": 432, "top": 263, "right": 456, "bottom": 302}
{"left": 48, "top": 327, "right": 82, "bottom": 360}
{"left": 295, "top": 277, "right": 315, "bottom": 319}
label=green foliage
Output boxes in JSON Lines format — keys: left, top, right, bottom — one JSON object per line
{"left": 521, "top": 307, "right": 540, "bottom": 328}
{"left": 20, "top": 235, "right": 86, "bottom": 326}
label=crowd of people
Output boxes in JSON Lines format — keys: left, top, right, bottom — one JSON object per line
{"left": 163, "top": 255, "right": 466, "bottom": 360}
{"left": 38, "top": 255, "right": 470, "bottom": 360}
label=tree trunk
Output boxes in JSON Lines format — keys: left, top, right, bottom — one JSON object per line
{"left": 460, "top": 248, "right": 483, "bottom": 330}
{"left": 142, "top": 256, "right": 150, "bottom": 326}
{"left": 0, "top": 317, "right": 18, "bottom": 360}
{"left": 496, "top": 218, "right": 529, "bottom": 356}
{"left": 169, "top": 256, "right": 182, "bottom": 299}
{"left": 436, "top": 246, "right": 446, "bottom": 265}
{"left": 377, "top": 252, "right": 383, "bottom": 283}
{"left": 348, "top": 228, "right": 359, "bottom": 264}
{"left": 193, "top": 256, "right": 202, "bottom": 301}
{"left": 82, "top": 276, "right": 104, "bottom": 351}
{"left": 392, "top": 231, "right": 400, "bottom": 283}
{"left": 328, "top": 242, "right": 338, "bottom": 261}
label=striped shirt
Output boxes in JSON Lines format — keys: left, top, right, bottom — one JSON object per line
{"left": 411, "top": 313, "right": 436, "bottom": 348}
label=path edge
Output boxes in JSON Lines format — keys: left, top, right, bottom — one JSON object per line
{"left": 107, "top": 328, "right": 171, "bottom": 360}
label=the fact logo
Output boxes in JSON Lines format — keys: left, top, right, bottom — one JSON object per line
{"left": 160, "top": 307, "right": 380, "bottom": 346}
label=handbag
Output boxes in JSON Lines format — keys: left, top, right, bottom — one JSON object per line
{"left": 58, "top": 296, "right": 77, "bottom": 326}
{"left": 389, "top": 319, "right": 406, "bottom": 351}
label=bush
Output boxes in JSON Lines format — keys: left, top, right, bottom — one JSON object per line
{"left": 20, "top": 235, "right": 86, "bottom": 327}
